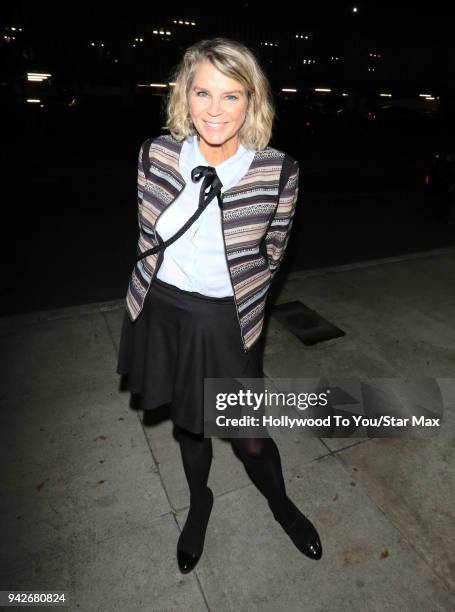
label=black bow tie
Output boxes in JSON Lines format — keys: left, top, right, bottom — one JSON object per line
{"left": 191, "top": 165, "right": 223, "bottom": 209}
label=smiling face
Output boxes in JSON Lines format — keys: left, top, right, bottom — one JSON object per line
{"left": 188, "top": 60, "right": 250, "bottom": 162}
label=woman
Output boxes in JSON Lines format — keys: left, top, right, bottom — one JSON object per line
{"left": 117, "top": 37, "right": 322, "bottom": 573}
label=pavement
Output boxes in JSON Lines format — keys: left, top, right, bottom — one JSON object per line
{"left": 1, "top": 246, "right": 455, "bottom": 612}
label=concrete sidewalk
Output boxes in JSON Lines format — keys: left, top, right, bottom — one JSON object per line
{"left": 1, "top": 247, "right": 455, "bottom": 611}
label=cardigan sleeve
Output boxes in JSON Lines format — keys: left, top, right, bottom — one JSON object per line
{"left": 264, "top": 159, "right": 300, "bottom": 281}
{"left": 137, "top": 140, "right": 147, "bottom": 229}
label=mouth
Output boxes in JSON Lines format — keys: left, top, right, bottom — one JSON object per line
{"left": 204, "top": 121, "right": 226, "bottom": 130}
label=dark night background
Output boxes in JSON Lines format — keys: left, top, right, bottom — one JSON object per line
{"left": 2, "top": 1, "right": 455, "bottom": 316}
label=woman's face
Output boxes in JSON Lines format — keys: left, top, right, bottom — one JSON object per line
{"left": 188, "top": 60, "right": 250, "bottom": 149}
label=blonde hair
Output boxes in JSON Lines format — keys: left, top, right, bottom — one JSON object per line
{"left": 162, "top": 37, "right": 275, "bottom": 151}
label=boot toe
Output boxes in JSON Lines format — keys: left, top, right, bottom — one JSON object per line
{"left": 281, "top": 513, "right": 323, "bottom": 561}
{"left": 177, "top": 548, "right": 201, "bottom": 574}
{"left": 306, "top": 535, "right": 322, "bottom": 560}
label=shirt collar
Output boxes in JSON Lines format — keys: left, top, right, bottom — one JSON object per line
{"left": 190, "top": 133, "right": 252, "bottom": 190}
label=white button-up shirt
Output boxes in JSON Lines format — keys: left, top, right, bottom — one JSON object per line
{"left": 155, "top": 133, "right": 256, "bottom": 296}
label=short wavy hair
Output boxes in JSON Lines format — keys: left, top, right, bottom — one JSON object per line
{"left": 162, "top": 37, "right": 275, "bottom": 151}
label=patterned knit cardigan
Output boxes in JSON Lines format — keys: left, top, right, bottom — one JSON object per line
{"left": 124, "top": 133, "right": 300, "bottom": 353}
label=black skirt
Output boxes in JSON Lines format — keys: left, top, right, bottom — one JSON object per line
{"left": 116, "top": 277, "right": 264, "bottom": 434}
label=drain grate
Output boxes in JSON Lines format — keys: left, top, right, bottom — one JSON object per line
{"left": 271, "top": 300, "right": 345, "bottom": 346}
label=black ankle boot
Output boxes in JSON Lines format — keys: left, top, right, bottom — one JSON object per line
{"left": 177, "top": 487, "right": 214, "bottom": 573}
{"left": 270, "top": 496, "right": 323, "bottom": 561}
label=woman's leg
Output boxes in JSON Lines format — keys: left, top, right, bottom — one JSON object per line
{"left": 230, "top": 435, "right": 322, "bottom": 559}
{"left": 174, "top": 425, "right": 214, "bottom": 572}
{"left": 176, "top": 424, "right": 213, "bottom": 501}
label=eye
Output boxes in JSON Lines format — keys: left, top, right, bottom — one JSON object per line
{"left": 196, "top": 91, "right": 238, "bottom": 101}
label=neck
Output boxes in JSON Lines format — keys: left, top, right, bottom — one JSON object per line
{"left": 197, "top": 134, "right": 240, "bottom": 166}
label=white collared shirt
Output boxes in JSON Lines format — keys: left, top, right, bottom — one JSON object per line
{"left": 155, "top": 133, "right": 256, "bottom": 296}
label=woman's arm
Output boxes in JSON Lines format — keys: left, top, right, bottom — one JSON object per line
{"left": 264, "top": 159, "right": 300, "bottom": 281}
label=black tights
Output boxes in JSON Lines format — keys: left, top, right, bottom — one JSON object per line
{"left": 175, "top": 425, "right": 299, "bottom": 525}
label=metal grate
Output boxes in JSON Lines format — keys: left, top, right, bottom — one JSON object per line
{"left": 271, "top": 300, "right": 345, "bottom": 346}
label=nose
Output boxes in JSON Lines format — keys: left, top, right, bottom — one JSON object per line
{"left": 207, "top": 97, "right": 222, "bottom": 115}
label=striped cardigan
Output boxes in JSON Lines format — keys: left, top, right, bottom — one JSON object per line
{"left": 125, "top": 133, "right": 300, "bottom": 352}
